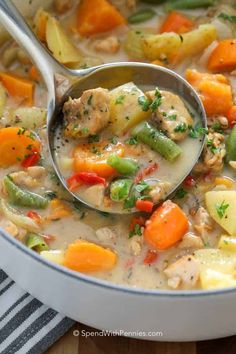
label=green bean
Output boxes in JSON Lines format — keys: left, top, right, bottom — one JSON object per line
{"left": 25, "top": 233, "right": 49, "bottom": 252}
{"left": 128, "top": 8, "right": 156, "bottom": 24}
{"left": 110, "top": 179, "right": 133, "bottom": 202}
{"left": 107, "top": 155, "right": 139, "bottom": 175}
{"left": 131, "top": 122, "right": 182, "bottom": 161}
{"left": 165, "top": 0, "right": 216, "bottom": 11}
{"left": 4, "top": 175, "right": 49, "bottom": 209}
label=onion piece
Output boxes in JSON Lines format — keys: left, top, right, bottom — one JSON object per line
{"left": 0, "top": 199, "right": 40, "bottom": 232}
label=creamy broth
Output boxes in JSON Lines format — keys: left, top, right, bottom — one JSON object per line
{"left": 0, "top": 0, "right": 236, "bottom": 291}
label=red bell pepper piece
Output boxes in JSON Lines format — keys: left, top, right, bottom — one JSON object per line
{"left": 134, "top": 162, "right": 158, "bottom": 184}
{"left": 135, "top": 199, "right": 154, "bottom": 213}
{"left": 129, "top": 216, "right": 146, "bottom": 231}
{"left": 27, "top": 210, "right": 42, "bottom": 224}
{"left": 67, "top": 172, "right": 106, "bottom": 191}
{"left": 184, "top": 175, "right": 196, "bottom": 188}
{"left": 21, "top": 148, "right": 40, "bottom": 168}
{"left": 143, "top": 249, "right": 158, "bottom": 264}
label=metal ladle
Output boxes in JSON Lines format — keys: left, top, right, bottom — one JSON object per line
{"left": 0, "top": 0, "right": 207, "bottom": 214}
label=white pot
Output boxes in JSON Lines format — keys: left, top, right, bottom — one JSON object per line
{"left": 1, "top": 0, "right": 236, "bottom": 342}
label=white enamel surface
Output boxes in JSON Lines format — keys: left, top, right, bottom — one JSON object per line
{"left": 1, "top": 0, "right": 236, "bottom": 342}
{"left": 1, "top": 230, "right": 236, "bottom": 341}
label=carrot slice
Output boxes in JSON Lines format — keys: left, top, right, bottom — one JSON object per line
{"left": 186, "top": 69, "right": 233, "bottom": 117}
{"left": 73, "top": 142, "right": 125, "bottom": 178}
{"left": 160, "top": 11, "right": 194, "bottom": 34}
{"left": 64, "top": 240, "right": 117, "bottom": 272}
{"left": 208, "top": 39, "right": 236, "bottom": 72}
{"left": 226, "top": 105, "right": 236, "bottom": 127}
{"left": 29, "top": 66, "right": 41, "bottom": 82}
{"left": 0, "top": 127, "right": 40, "bottom": 167}
{"left": 77, "top": 0, "right": 126, "bottom": 36}
{"left": 0, "top": 72, "right": 34, "bottom": 106}
{"left": 144, "top": 200, "right": 189, "bottom": 250}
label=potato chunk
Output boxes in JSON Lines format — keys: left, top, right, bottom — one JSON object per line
{"left": 142, "top": 24, "right": 217, "bottom": 63}
{"left": 205, "top": 191, "right": 236, "bottom": 235}
{"left": 109, "top": 82, "right": 150, "bottom": 135}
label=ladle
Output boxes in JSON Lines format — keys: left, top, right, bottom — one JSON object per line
{"left": 0, "top": 0, "right": 207, "bottom": 214}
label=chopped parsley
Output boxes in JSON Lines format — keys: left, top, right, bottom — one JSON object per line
{"left": 115, "top": 95, "right": 126, "bottom": 105}
{"left": 174, "top": 123, "right": 188, "bottom": 133}
{"left": 44, "top": 191, "right": 57, "bottom": 200}
{"left": 88, "top": 134, "right": 100, "bottom": 143}
{"left": 218, "top": 12, "right": 236, "bottom": 23}
{"left": 134, "top": 180, "right": 150, "bottom": 193}
{"left": 110, "top": 136, "right": 118, "bottom": 145}
{"left": 138, "top": 95, "right": 151, "bottom": 112}
{"left": 150, "top": 88, "right": 162, "bottom": 112}
{"left": 175, "top": 188, "right": 187, "bottom": 199}
{"left": 129, "top": 224, "right": 142, "bottom": 238}
{"left": 81, "top": 127, "right": 89, "bottom": 135}
{"left": 91, "top": 146, "right": 102, "bottom": 155}
{"left": 188, "top": 123, "right": 208, "bottom": 138}
{"left": 125, "top": 136, "right": 138, "bottom": 145}
{"left": 207, "top": 139, "right": 220, "bottom": 154}
{"left": 124, "top": 195, "right": 137, "bottom": 209}
{"left": 167, "top": 113, "right": 177, "bottom": 121}
{"left": 211, "top": 122, "right": 223, "bottom": 133}
{"left": 215, "top": 200, "right": 229, "bottom": 219}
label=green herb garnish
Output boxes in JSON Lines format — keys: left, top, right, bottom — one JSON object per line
{"left": 215, "top": 200, "right": 229, "bottom": 219}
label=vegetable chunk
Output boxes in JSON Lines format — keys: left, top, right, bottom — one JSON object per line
{"left": 76, "top": 0, "right": 126, "bottom": 36}
{"left": 186, "top": 69, "right": 233, "bottom": 117}
{"left": 46, "top": 16, "right": 82, "bottom": 64}
{"left": 0, "top": 127, "right": 40, "bottom": 167}
{"left": 64, "top": 240, "right": 117, "bottom": 272}
{"left": 205, "top": 191, "right": 236, "bottom": 235}
{"left": 142, "top": 24, "right": 217, "bottom": 63}
{"left": 109, "top": 82, "right": 150, "bottom": 135}
{"left": 208, "top": 39, "right": 236, "bottom": 72}
{"left": 144, "top": 200, "right": 189, "bottom": 250}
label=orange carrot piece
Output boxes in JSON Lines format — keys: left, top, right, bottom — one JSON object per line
{"left": 37, "top": 10, "right": 48, "bottom": 42}
{"left": 160, "top": 11, "right": 194, "bottom": 34}
{"left": 186, "top": 69, "right": 228, "bottom": 87}
{"left": 77, "top": 0, "right": 126, "bottom": 36}
{"left": 0, "top": 72, "right": 34, "bottom": 106}
{"left": 186, "top": 69, "right": 233, "bottom": 117}
{"left": 0, "top": 127, "right": 40, "bottom": 167}
{"left": 144, "top": 200, "right": 189, "bottom": 250}
{"left": 226, "top": 105, "right": 236, "bottom": 127}
{"left": 198, "top": 79, "right": 233, "bottom": 117}
{"left": 64, "top": 240, "right": 117, "bottom": 272}
{"left": 73, "top": 142, "right": 125, "bottom": 178}
{"left": 29, "top": 66, "right": 40, "bottom": 82}
{"left": 208, "top": 39, "right": 236, "bottom": 72}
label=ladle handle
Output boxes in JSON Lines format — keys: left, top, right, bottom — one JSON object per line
{"left": 0, "top": 0, "right": 68, "bottom": 98}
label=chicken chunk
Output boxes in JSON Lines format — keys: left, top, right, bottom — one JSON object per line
{"left": 63, "top": 88, "right": 110, "bottom": 138}
{"left": 109, "top": 0, "right": 136, "bottom": 16}
{"left": 195, "top": 132, "right": 226, "bottom": 173}
{"left": 53, "top": 0, "right": 73, "bottom": 14}
{"left": 10, "top": 167, "right": 46, "bottom": 189}
{"left": 164, "top": 255, "right": 200, "bottom": 289}
{"left": 94, "top": 36, "right": 120, "bottom": 54}
{"left": 82, "top": 184, "right": 105, "bottom": 208}
{"left": 149, "top": 182, "right": 172, "bottom": 204}
{"left": 178, "top": 233, "right": 204, "bottom": 250}
{"left": 96, "top": 227, "right": 117, "bottom": 243}
{"left": 193, "top": 206, "right": 214, "bottom": 236}
{"left": 146, "top": 89, "right": 193, "bottom": 141}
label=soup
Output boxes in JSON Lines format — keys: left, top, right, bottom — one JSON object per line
{"left": 55, "top": 83, "right": 203, "bottom": 212}
{"left": 0, "top": 0, "right": 236, "bottom": 290}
